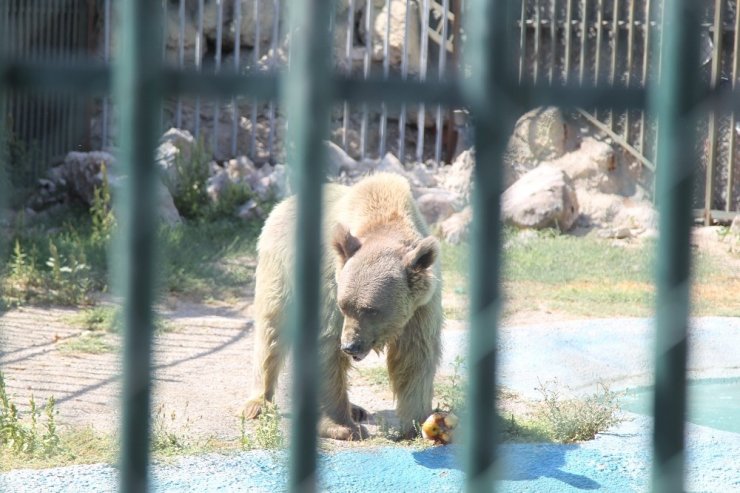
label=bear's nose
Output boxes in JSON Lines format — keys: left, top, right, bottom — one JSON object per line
{"left": 341, "top": 341, "right": 362, "bottom": 356}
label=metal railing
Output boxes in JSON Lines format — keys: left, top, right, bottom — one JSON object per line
{"left": 516, "top": 0, "right": 739, "bottom": 223}
{"left": 0, "top": 1, "right": 706, "bottom": 492}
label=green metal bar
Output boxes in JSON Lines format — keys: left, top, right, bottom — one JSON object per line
{"left": 729, "top": 0, "right": 740, "bottom": 213}
{"left": 462, "top": 0, "right": 517, "bottom": 491}
{"left": 704, "top": 0, "right": 724, "bottom": 224}
{"left": 0, "top": 21, "right": 7, "bottom": 272}
{"left": 113, "top": 0, "right": 164, "bottom": 491}
{"left": 649, "top": 0, "right": 701, "bottom": 492}
{"left": 282, "top": 0, "right": 332, "bottom": 491}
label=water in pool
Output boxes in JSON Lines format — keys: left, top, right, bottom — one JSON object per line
{"left": 621, "top": 378, "right": 740, "bottom": 433}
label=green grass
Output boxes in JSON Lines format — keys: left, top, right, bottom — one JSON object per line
{"left": 441, "top": 228, "right": 739, "bottom": 319}
{"left": 57, "top": 333, "right": 115, "bottom": 355}
{"left": 1, "top": 209, "right": 261, "bottom": 308}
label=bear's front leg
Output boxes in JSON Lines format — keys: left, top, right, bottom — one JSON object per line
{"left": 386, "top": 304, "right": 442, "bottom": 439}
{"left": 317, "top": 343, "right": 368, "bottom": 440}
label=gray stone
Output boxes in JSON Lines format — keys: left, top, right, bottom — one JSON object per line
{"left": 157, "top": 182, "right": 183, "bottom": 226}
{"left": 549, "top": 137, "right": 618, "bottom": 194}
{"left": 416, "top": 189, "right": 464, "bottom": 226}
{"left": 504, "top": 107, "right": 570, "bottom": 188}
{"left": 371, "top": 0, "right": 421, "bottom": 74}
{"left": 236, "top": 199, "right": 263, "bottom": 221}
{"left": 502, "top": 164, "right": 579, "bottom": 231}
{"left": 58, "top": 151, "right": 117, "bottom": 206}
{"left": 439, "top": 206, "right": 472, "bottom": 245}
{"left": 206, "top": 169, "right": 230, "bottom": 203}
{"left": 325, "top": 141, "right": 359, "bottom": 177}
{"left": 440, "top": 148, "right": 474, "bottom": 202}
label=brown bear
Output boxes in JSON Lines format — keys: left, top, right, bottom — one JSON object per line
{"left": 243, "top": 172, "right": 443, "bottom": 440}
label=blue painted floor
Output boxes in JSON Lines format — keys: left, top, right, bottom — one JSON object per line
{"left": 3, "top": 317, "right": 739, "bottom": 492}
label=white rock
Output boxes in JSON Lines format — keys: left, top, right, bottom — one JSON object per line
{"left": 416, "top": 189, "right": 464, "bottom": 226}
{"left": 439, "top": 206, "right": 473, "bottom": 245}
{"left": 371, "top": 0, "right": 421, "bottom": 74}
{"left": 502, "top": 164, "right": 579, "bottom": 231}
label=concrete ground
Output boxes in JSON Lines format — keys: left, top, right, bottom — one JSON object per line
{"left": 2, "top": 317, "right": 739, "bottom": 492}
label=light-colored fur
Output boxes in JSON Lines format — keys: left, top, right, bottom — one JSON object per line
{"left": 244, "top": 173, "right": 443, "bottom": 440}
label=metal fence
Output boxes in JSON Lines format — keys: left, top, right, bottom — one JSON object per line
{"left": 515, "top": 0, "right": 739, "bottom": 222}
{"left": 0, "top": 1, "right": 708, "bottom": 492}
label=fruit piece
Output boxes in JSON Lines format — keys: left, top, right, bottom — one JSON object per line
{"left": 421, "top": 411, "right": 458, "bottom": 445}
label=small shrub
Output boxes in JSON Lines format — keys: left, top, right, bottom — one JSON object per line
{"left": 151, "top": 403, "right": 193, "bottom": 455}
{"left": 90, "top": 163, "right": 116, "bottom": 244}
{"left": 166, "top": 138, "right": 211, "bottom": 220}
{"left": 435, "top": 355, "right": 466, "bottom": 413}
{"left": 0, "top": 372, "right": 61, "bottom": 457}
{"left": 242, "top": 402, "right": 284, "bottom": 450}
{"left": 533, "top": 379, "right": 623, "bottom": 443}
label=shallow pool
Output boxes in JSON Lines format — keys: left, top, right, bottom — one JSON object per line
{"left": 621, "top": 378, "right": 740, "bottom": 434}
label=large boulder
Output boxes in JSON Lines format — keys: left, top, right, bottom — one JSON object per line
{"left": 416, "top": 189, "right": 464, "bottom": 225}
{"left": 42, "top": 151, "right": 117, "bottom": 207}
{"left": 504, "top": 107, "right": 571, "bottom": 188}
{"left": 502, "top": 164, "right": 579, "bottom": 231}
{"left": 439, "top": 206, "right": 472, "bottom": 245}
{"left": 157, "top": 128, "right": 197, "bottom": 190}
{"left": 439, "top": 148, "right": 474, "bottom": 202}
{"left": 371, "top": 0, "right": 421, "bottom": 74}
{"left": 549, "top": 137, "right": 620, "bottom": 194}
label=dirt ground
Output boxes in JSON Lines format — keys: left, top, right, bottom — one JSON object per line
{"left": 0, "top": 226, "right": 737, "bottom": 450}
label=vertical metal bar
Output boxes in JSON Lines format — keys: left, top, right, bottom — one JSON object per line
{"left": 532, "top": 0, "right": 541, "bottom": 84}
{"left": 213, "top": 0, "right": 224, "bottom": 156}
{"left": 112, "top": 0, "right": 163, "bottom": 490}
{"left": 102, "top": 0, "right": 111, "bottom": 148}
{"left": 578, "top": 0, "right": 587, "bottom": 85}
{"left": 249, "top": 0, "right": 261, "bottom": 159}
{"left": 624, "top": 0, "right": 636, "bottom": 140}
{"left": 360, "top": 0, "right": 373, "bottom": 160}
{"left": 194, "top": 0, "right": 204, "bottom": 138}
{"left": 705, "top": 0, "right": 724, "bottom": 223}
{"left": 549, "top": 0, "right": 556, "bottom": 84}
{"left": 341, "top": 0, "right": 356, "bottom": 152}
{"left": 595, "top": 0, "right": 604, "bottom": 85}
{"left": 434, "top": 0, "right": 449, "bottom": 164}
{"left": 266, "top": 0, "right": 280, "bottom": 162}
{"left": 638, "top": 0, "right": 652, "bottom": 156}
{"left": 282, "top": 0, "right": 332, "bottom": 490}
{"left": 416, "top": 0, "right": 430, "bottom": 163}
{"left": 608, "top": 0, "right": 619, "bottom": 131}
{"left": 398, "top": 0, "right": 412, "bottom": 161}
{"left": 176, "top": 0, "right": 185, "bottom": 129}
{"left": 231, "top": 0, "right": 242, "bottom": 157}
{"left": 462, "top": 0, "right": 514, "bottom": 490}
{"left": 517, "top": 0, "right": 526, "bottom": 83}
{"left": 649, "top": 0, "right": 700, "bottom": 491}
{"left": 379, "top": 0, "right": 391, "bottom": 158}
{"left": 1, "top": 1, "right": 8, "bottom": 233}
{"left": 564, "top": 0, "right": 573, "bottom": 83}
{"left": 160, "top": 0, "right": 167, "bottom": 134}
{"left": 729, "top": 0, "right": 740, "bottom": 212}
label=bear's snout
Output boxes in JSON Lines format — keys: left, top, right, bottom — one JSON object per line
{"left": 341, "top": 341, "right": 369, "bottom": 361}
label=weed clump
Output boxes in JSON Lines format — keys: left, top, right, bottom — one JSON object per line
{"left": 240, "top": 402, "right": 284, "bottom": 450}
{"left": 0, "top": 372, "right": 61, "bottom": 457}
{"left": 533, "top": 379, "right": 623, "bottom": 443}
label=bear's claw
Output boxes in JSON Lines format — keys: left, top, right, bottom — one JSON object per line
{"left": 243, "top": 398, "right": 265, "bottom": 419}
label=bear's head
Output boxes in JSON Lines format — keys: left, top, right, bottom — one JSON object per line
{"left": 332, "top": 224, "right": 439, "bottom": 362}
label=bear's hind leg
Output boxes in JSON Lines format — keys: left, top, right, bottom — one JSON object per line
{"left": 244, "top": 318, "right": 286, "bottom": 419}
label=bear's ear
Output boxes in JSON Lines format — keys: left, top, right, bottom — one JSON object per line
{"left": 332, "top": 224, "right": 361, "bottom": 263}
{"left": 404, "top": 236, "right": 439, "bottom": 271}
